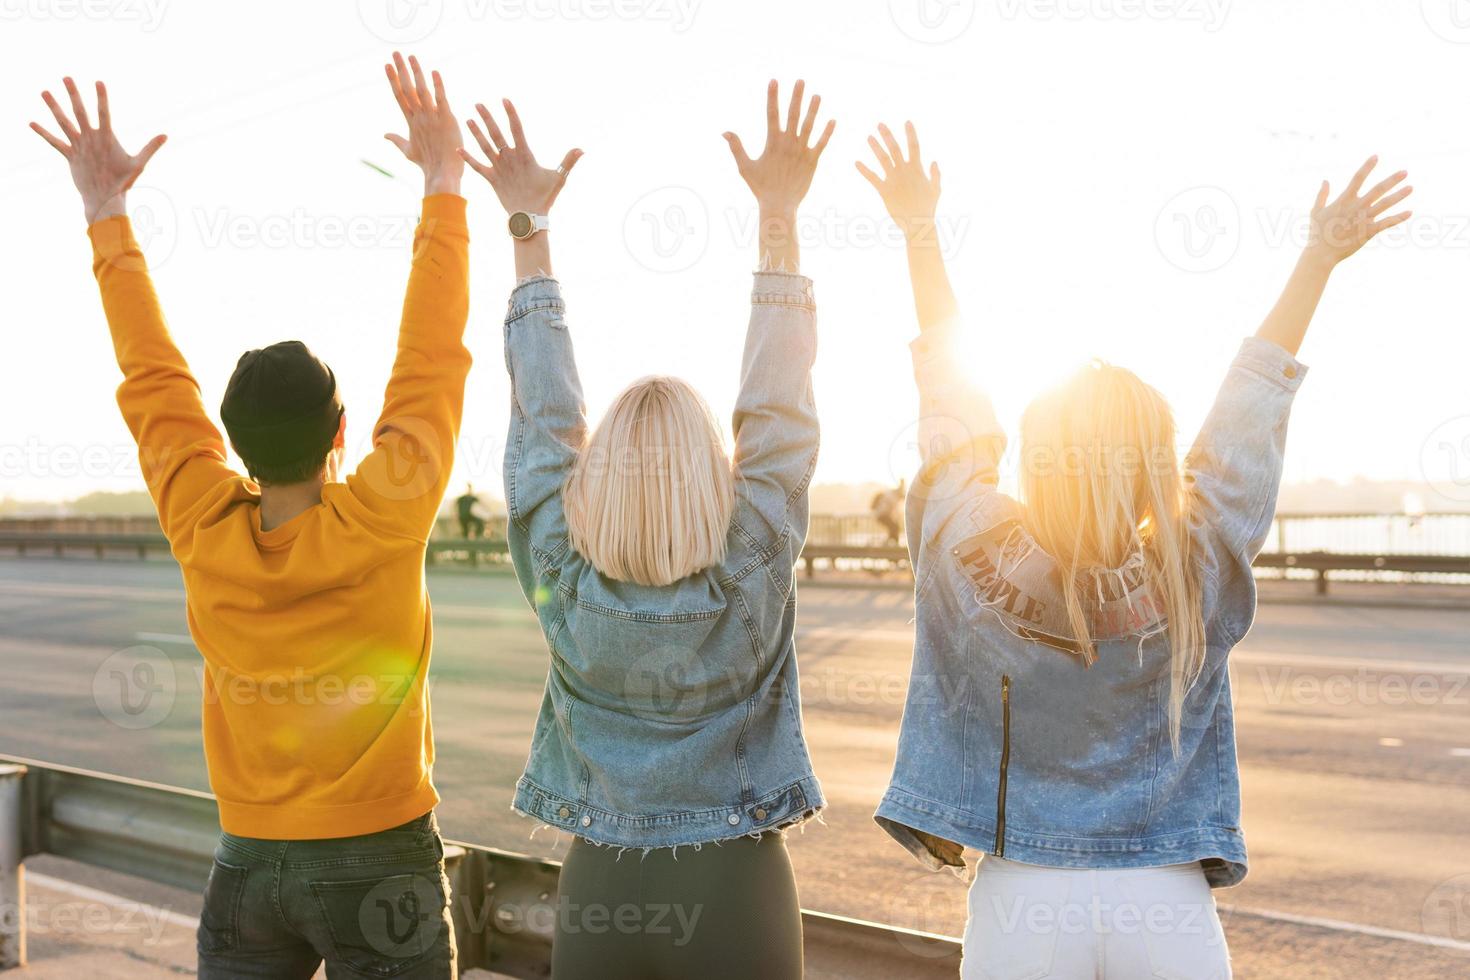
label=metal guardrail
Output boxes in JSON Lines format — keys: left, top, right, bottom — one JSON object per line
{"left": 0, "top": 756, "right": 962, "bottom": 978}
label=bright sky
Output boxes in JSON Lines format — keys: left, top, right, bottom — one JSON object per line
{"left": 3, "top": 0, "right": 1468, "bottom": 505}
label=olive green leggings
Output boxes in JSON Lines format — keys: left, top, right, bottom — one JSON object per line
{"left": 551, "top": 832, "right": 803, "bottom": 980}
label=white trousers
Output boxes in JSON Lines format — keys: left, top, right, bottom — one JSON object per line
{"left": 961, "top": 857, "right": 1233, "bottom": 980}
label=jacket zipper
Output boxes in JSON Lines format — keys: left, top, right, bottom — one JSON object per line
{"left": 995, "top": 673, "right": 1011, "bottom": 857}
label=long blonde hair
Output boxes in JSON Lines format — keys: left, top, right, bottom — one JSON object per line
{"left": 1019, "top": 361, "right": 1206, "bottom": 751}
{"left": 563, "top": 376, "right": 735, "bottom": 586}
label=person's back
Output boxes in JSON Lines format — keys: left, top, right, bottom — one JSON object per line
{"left": 855, "top": 122, "right": 1412, "bottom": 979}
{"left": 34, "top": 55, "right": 472, "bottom": 978}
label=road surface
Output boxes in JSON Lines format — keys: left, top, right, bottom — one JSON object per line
{"left": 2, "top": 557, "right": 1469, "bottom": 978}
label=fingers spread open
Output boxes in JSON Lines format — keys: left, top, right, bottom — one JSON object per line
{"left": 905, "top": 121, "right": 921, "bottom": 164}
{"left": 391, "top": 52, "right": 419, "bottom": 113}
{"left": 723, "top": 131, "right": 752, "bottom": 170}
{"left": 812, "top": 118, "right": 835, "bottom": 156}
{"left": 408, "top": 55, "right": 432, "bottom": 110}
{"left": 1362, "top": 170, "right": 1408, "bottom": 208}
{"left": 63, "top": 76, "right": 91, "bottom": 131}
{"left": 1372, "top": 210, "right": 1412, "bottom": 235}
{"left": 855, "top": 160, "right": 883, "bottom": 189}
{"left": 475, "top": 103, "right": 509, "bottom": 152}
{"left": 878, "top": 123, "right": 904, "bottom": 166}
{"left": 867, "top": 134, "right": 895, "bottom": 173}
{"left": 385, "top": 63, "right": 412, "bottom": 117}
{"left": 786, "top": 79, "right": 804, "bottom": 134}
{"left": 431, "top": 70, "right": 450, "bottom": 114}
{"left": 765, "top": 79, "right": 779, "bottom": 137}
{"left": 798, "top": 94, "right": 820, "bottom": 145}
{"left": 95, "top": 81, "right": 111, "bottom": 132}
{"left": 466, "top": 117, "right": 500, "bottom": 162}
{"left": 42, "top": 90, "right": 79, "bottom": 141}
{"left": 30, "top": 121, "right": 71, "bottom": 156}
{"left": 1369, "top": 184, "right": 1413, "bottom": 218}
{"left": 557, "top": 148, "right": 583, "bottom": 180}
{"left": 503, "top": 99, "right": 527, "bottom": 150}
{"left": 1343, "top": 155, "right": 1378, "bottom": 199}
{"left": 1314, "top": 181, "right": 1330, "bottom": 211}
{"left": 457, "top": 147, "right": 494, "bottom": 180}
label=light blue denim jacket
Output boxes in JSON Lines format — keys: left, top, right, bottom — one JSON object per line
{"left": 501, "top": 273, "right": 825, "bottom": 849}
{"left": 876, "top": 328, "right": 1307, "bottom": 888}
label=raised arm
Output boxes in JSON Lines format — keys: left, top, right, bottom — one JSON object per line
{"left": 32, "top": 78, "right": 235, "bottom": 540}
{"left": 1190, "top": 156, "right": 1412, "bottom": 572}
{"left": 346, "top": 53, "right": 471, "bottom": 535}
{"left": 461, "top": 94, "right": 585, "bottom": 577}
{"left": 858, "top": 122, "right": 1003, "bottom": 546}
{"left": 722, "top": 81, "right": 832, "bottom": 539}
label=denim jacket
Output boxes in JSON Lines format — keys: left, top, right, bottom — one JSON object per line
{"left": 501, "top": 273, "right": 825, "bottom": 849}
{"left": 875, "top": 328, "right": 1307, "bottom": 888}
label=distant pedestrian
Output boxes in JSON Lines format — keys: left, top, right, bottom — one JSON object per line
{"left": 456, "top": 484, "right": 486, "bottom": 539}
{"left": 871, "top": 479, "right": 905, "bottom": 545}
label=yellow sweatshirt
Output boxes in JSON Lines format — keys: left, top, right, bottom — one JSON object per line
{"left": 89, "top": 195, "right": 470, "bottom": 839}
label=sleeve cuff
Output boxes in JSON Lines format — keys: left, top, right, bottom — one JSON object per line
{"left": 1235, "top": 336, "right": 1308, "bottom": 392}
{"left": 507, "top": 275, "right": 565, "bottom": 317}
{"left": 420, "top": 194, "right": 468, "bottom": 228}
{"left": 909, "top": 323, "right": 961, "bottom": 371}
{"left": 88, "top": 215, "right": 138, "bottom": 261}
{"left": 752, "top": 272, "right": 815, "bottom": 309}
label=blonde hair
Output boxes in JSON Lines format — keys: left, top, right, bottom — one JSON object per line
{"left": 1019, "top": 361, "right": 1206, "bottom": 752}
{"left": 564, "top": 376, "right": 735, "bottom": 586}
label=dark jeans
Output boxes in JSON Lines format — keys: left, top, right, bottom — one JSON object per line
{"left": 197, "top": 812, "right": 456, "bottom": 979}
{"left": 552, "top": 833, "right": 803, "bottom": 980}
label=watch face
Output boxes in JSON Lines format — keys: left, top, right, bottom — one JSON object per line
{"left": 508, "top": 212, "right": 533, "bottom": 239}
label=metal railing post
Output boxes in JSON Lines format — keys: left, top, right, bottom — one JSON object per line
{"left": 0, "top": 764, "right": 28, "bottom": 970}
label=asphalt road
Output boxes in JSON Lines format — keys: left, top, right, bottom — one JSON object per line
{"left": 2, "top": 557, "right": 1469, "bottom": 978}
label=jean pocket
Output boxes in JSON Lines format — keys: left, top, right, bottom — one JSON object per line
{"left": 962, "top": 870, "right": 1067, "bottom": 980}
{"left": 309, "top": 871, "right": 450, "bottom": 978}
{"left": 197, "top": 859, "right": 248, "bottom": 954}
{"left": 1116, "top": 873, "right": 1232, "bottom": 980}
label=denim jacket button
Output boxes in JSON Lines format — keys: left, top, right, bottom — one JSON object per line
{"left": 580, "top": 815, "right": 592, "bottom": 828}
{"left": 557, "top": 806, "right": 571, "bottom": 819}
{"left": 754, "top": 808, "right": 768, "bottom": 821}
{"left": 727, "top": 813, "right": 741, "bottom": 826}
{"left": 1283, "top": 365, "right": 1297, "bottom": 380}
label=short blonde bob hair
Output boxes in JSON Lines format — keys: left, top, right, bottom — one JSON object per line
{"left": 563, "top": 376, "right": 735, "bottom": 586}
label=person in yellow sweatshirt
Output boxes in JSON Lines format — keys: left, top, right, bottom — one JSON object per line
{"left": 31, "top": 52, "right": 469, "bottom": 979}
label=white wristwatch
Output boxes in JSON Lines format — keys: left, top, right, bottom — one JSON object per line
{"left": 508, "top": 211, "right": 549, "bottom": 241}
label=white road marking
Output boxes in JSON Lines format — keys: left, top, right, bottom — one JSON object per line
{"left": 1224, "top": 904, "right": 1470, "bottom": 953}
{"left": 1450, "top": 748, "right": 1470, "bottom": 758}
{"left": 25, "top": 871, "right": 200, "bottom": 930}
{"left": 1379, "top": 737, "right": 1404, "bottom": 747}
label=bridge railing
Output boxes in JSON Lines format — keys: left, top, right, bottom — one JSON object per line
{"left": 6, "top": 513, "right": 1470, "bottom": 592}
{"left": 0, "top": 756, "right": 961, "bottom": 978}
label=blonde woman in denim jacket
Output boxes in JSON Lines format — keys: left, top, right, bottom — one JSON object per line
{"left": 857, "top": 123, "right": 1411, "bottom": 979}
{"left": 460, "top": 82, "right": 834, "bottom": 979}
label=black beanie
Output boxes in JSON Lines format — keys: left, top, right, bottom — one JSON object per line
{"left": 220, "top": 341, "right": 343, "bottom": 474}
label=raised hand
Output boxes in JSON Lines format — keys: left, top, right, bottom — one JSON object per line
{"left": 459, "top": 100, "right": 582, "bottom": 215}
{"left": 384, "top": 52, "right": 464, "bottom": 196}
{"left": 1306, "top": 156, "right": 1413, "bottom": 266}
{"left": 30, "top": 78, "right": 166, "bottom": 225}
{"left": 724, "top": 80, "right": 835, "bottom": 218}
{"left": 857, "top": 121, "right": 942, "bottom": 242}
